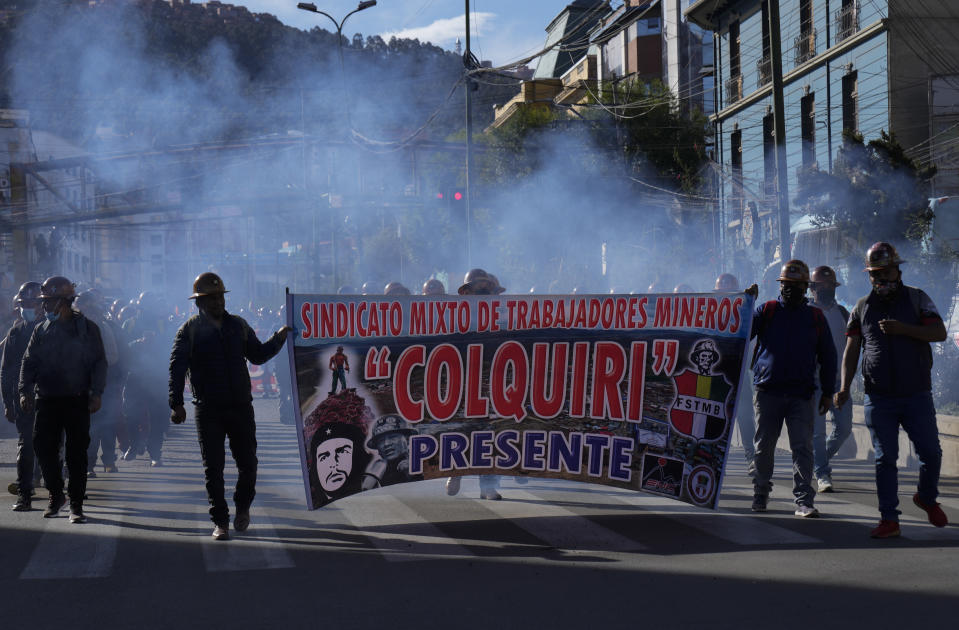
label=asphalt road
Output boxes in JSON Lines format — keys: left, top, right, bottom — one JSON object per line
{"left": 1, "top": 399, "right": 957, "bottom": 629}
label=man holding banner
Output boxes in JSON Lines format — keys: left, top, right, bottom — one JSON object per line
{"left": 169, "top": 272, "right": 291, "bottom": 541}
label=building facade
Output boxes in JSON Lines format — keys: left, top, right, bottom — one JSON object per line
{"left": 687, "top": 0, "right": 959, "bottom": 281}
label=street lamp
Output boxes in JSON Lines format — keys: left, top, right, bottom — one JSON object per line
{"left": 296, "top": 1, "right": 376, "bottom": 291}
{"left": 297, "top": 2, "right": 376, "bottom": 41}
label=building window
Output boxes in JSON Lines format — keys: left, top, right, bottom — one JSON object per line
{"left": 801, "top": 93, "right": 816, "bottom": 169}
{"left": 82, "top": 257, "right": 88, "bottom": 274}
{"left": 731, "top": 129, "right": 743, "bottom": 213}
{"left": 726, "top": 22, "right": 742, "bottom": 103}
{"left": 151, "top": 254, "right": 162, "bottom": 265}
{"left": 150, "top": 234, "right": 162, "bottom": 246}
{"left": 842, "top": 71, "right": 858, "bottom": 133}
{"left": 835, "top": 0, "right": 859, "bottom": 43}
{"left": 795, "top": 0, "right": 816, "bottom": 65}
{"left": 763, "top": 113, "right": 776, "bottom": 198}
{"left": 758, "top": 1, "right": 772, "bottom": 87}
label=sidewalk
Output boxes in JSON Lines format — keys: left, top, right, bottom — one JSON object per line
{"left": 731, "top": 405, "right": 959, "bottom": 476}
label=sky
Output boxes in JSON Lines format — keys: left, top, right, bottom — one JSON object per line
{"left": 236, "top": 0, "right": 564, "bottom": 67}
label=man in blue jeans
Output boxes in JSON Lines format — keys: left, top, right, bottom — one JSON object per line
{"left": 746, "top": 260, "right": 836, "bottom": 518}
{"left": 834, "top": 242, "right": 949, "bottom": 538}
{"left": 808, "top": 266, "right": 853, "bottom": 492}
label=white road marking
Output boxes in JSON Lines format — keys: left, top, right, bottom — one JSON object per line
{"left": 612, "top": 493, "right": 821, "bottom": 545}
{"left": 20, "top": 516, "right": 121, "bottom": 580}
{"left": 336, "top": 493, "right": 476, "bottom": 562}
{"left": 201, "top": 509, "right": 295, "bottom": 572}
{"left": 478, "top": 489, "right": 647, "bottom": 552}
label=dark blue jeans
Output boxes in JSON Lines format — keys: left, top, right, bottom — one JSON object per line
{"left": 14, "top": 411, "right": 39, "bottom": 494}
{"left": 864, "top": 391, "right": 942, "bottom": 521}
{"left": 330, "top": 367, "right": 347, "bottom": 394}
{"left": 194, "top": 403, "right": 258, "bottom": 527}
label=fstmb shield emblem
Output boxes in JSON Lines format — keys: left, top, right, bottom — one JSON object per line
{"left": 668, "top": 339, "right": 732, "bottom": 441}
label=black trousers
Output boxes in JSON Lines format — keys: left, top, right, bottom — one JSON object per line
{"left": 34, "top": 396, "right": 90, "bottom": 505}
{"left": 194, "top": 403, "right": 257, "bottom": 527}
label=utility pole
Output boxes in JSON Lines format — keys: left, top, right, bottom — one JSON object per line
{"left": 767, "top": 0, "right": 791, "bottom": 258}
{"left": 464, "top": 0, "right": 474, "bottom": 269}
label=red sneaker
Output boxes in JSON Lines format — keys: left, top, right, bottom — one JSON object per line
{"left": 870, "top": 520, "right": 901, "bottom": 539}
{"left": 913, "top": 494, "right": 948, "bottom": 528}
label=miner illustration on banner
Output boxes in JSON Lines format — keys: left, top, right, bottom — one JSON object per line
{"left": 328, "top": 345, "right": 350, "bottom": 396}
{"left": 362, "top": 414, "right": 422, "bottom": 488}
{"left": 669, "top": 339, "right": 732, "bottom": 442}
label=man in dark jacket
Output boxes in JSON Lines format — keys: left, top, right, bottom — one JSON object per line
{"left": 2, "top": 282, "right": 44, "bottom": 511}
{"left": 747, "top": 260, "right": 836, "bottom": 518}
{"left": 169, "top": 272, "right": 290, "bottom": 541}
{"left": 19, "top": 276, "right": 107, "bottom": 524}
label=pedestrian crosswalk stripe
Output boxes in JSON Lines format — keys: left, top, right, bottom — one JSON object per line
{"left": 200, "top": 507, "right": 295, "bottom": 572}
{"left": 475, "top": 488, "right": 647, "bottom": 552}
{"left": 609, "top": 493, "right": 822, "bottom": 545}
{"left": 336, "top": 493, "right": 477, "bottom": 561}
{"left": 20, "top": 516, "right": 121, "bottom": 580}
{"left": 813, "top": 495, "right": 959, "bottom": 541}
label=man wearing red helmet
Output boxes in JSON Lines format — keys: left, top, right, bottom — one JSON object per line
{"left": 835, "top": 242, "right": 948, "bottom": 538}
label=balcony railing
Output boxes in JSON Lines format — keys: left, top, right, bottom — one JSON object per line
{"left": 794, "top": 29, "right": 817, "bottom": 66}
{"left": 757, "top": 56, "right": 772, "bottom": 88}
{"left": 835, "top": 2, "right": 860, "bottom": 43}
{"left": 725, "top": 74, "right": 743, "bottom": 104}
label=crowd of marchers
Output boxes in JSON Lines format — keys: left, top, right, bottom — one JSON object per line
{"left": 0, "top": 242, "right": 952, "bottom": 541}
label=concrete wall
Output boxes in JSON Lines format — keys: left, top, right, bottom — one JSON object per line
{"left": 730, "top": 405, "right": 959, "bottom": 476}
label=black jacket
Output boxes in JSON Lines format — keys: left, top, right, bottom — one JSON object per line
{"left": 19, "top": 312, "right": 108, "bottom": 400}
{"left": 168, "top": 311, "right": 286, "bottom": 408}
{"left": 1, "top": 318, "right": 40, "bottom": 414}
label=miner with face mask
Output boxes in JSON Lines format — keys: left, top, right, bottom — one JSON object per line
{"left": 834, "top": 242, "right": 949, "bottom": 538}
{"left": 1, "top": 282, "right": 44, "bottom": 510}
{"left": 168, "top": 272, "right": 292, "bottom": 541}
{"left": 745, "top": 259, "right": 836, "bottom": 518}
{"left": 18, "top": 276, "right": 107, "bottom": 524}
{"left": 806, "top": 266, "right": 853, "bottom": 493}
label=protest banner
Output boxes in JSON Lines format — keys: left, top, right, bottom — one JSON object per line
{"left": 286, "top": 292, "right": 754, "bottom": 509}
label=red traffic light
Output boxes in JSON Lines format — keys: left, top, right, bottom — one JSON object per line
{"left": 453, "top": 191, "right": 463, "bottom": 201}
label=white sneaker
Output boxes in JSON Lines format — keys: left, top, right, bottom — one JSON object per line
{"left": 212, "top": 525, "right": 230, "bottom": 540}
{"left": 795, "top": 505, "right": 820, "bottom": 518}
{"left": 817, "top": 476, "right": 833, "bottom": 493}
{"left": 445, "top": 477, "right": 461, "bottom": 496}
{"left": 480, "top": 488, "right": 502, "bottom": 501}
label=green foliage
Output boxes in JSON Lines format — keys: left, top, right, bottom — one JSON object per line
{"left": 796, "top": 130, "right": 937, "bottom": 246}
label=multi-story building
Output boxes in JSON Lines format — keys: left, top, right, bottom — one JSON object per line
{"left": 686, "top": 1, "right": 959, "bottom": 278}
{"left": 490, "top": 1, "right": 715, "bottom": 128}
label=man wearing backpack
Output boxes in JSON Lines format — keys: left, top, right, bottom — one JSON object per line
{"left": 746, "top": 260, "right": 836, "bottom": 518}
{"left": 168, "top": 272, "right": 291, "bottom": 541}
{"left": 834, "top": 242, "right": 948, "bottom": 538}
{"left": 808, "top": 266, "right": 853, "bottom": 493}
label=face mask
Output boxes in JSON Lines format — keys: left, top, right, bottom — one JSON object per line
{"left": 45, "top": 311, "right": 60, "bottom": 323}
{"left": 780, "top": 283, "right": 806, "bottom": 306}
{"left": 813, "top": 287, "right": 835, "bottom": 305}
{"left": 19, "top": 307, "right": 35, "bottom": 321}
{"left": 872, "top": 279, "right": 900, "bottom": 298}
